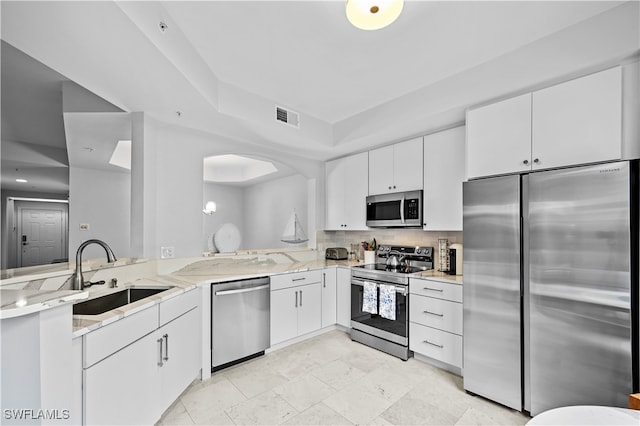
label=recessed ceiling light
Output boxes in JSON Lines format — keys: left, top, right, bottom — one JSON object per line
{"left": 159, "top": 21, "right": 168, "bottom": 33}
{"left": 16, "top": 179, "right": 28, "bottom": 183}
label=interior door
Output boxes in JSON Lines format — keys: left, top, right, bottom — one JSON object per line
{"left": 19, "top": 207, "right": 65, "bottom": 266}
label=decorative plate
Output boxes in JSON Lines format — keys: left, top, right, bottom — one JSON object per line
{"left": 214, "top": 223, "right": 241, "bottom": 253}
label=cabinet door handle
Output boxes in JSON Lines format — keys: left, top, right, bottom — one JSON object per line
{"left": 423, "top": 287, "right": 443, "bottom": 292}
{"left": 300, "top": 290, "right": 303, "bottom": 307}
{"left": 323, "top": 273, "right": 326, "bottom": 288}
{"left": 295, "top": 290, "right": 298, "bottom": 307}
{"left": 523, "top": 159, "right": 529, "bottom": 165}
{"left": 424, "top": 340, "right": 444, "bottom": 349}
{"left": 163, "top": 334, "right": 169, "bottom": 361}
{"left": 423, "top": 310, "right": 444, "bottom": 317}
{"left": 533, "top": 158, "right": 540, "bottom": 164}
{"left": 157, "top": 338, "right": 164, "bottom": 367}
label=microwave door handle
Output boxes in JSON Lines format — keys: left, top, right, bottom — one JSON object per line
{"left": 400, "top": 196, "right": 405, "bottom": 223}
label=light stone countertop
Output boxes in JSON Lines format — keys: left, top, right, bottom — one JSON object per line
{"left": 71, "top": 252, "right": 358, "bottom": 337}
{"left": 411, "top": 270, "right": 464, "bottom": 285}
{"left": 3, "top": 248, "right": 451, "bottom": 337}
{"left": 0, "top": 288, "right": 89, "bottom": 320}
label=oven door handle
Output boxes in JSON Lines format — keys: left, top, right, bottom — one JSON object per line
{"left": 351, "top": 278, "right": 407, "bottom": 295}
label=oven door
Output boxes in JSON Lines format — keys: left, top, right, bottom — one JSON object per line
{"left": 350, "top": 276, "right": 408, "bottom": 345}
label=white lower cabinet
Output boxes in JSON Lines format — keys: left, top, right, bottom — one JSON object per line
{"left": 336, "top": 267, "right": 351, "bottom": 328}
{"left": 409, "top": 322, "right": 463, "bottom": 367}
{"left": 321, "top": 268, "right": 337, "bottom": 328}
{"left": 83, "top": 289, "right": 200, "bottom": 425}
{"left": 409, "top": 277, "right": 463, "bottom": 369}
{"left": 157, "top": 307, "right": 201, "bottom": 412}
{"left": 84, "top": 329, "right": 160, "bottom": 425}
{"left": 271, "top": 271, "right": 322, "bottom": 345}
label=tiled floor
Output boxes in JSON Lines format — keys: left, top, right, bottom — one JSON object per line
{"left": 157, "top": 330, "right": 530, "bottom": 425}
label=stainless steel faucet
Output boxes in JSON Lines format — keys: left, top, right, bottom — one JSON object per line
{"left": 72, "top": 239, "right": 117, "bottom": 290}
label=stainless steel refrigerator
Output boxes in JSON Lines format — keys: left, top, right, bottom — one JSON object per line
{"left": 462, "top": 160, "right": 638, "bottom": 416}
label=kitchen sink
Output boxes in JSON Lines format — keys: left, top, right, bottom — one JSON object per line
{"left": 73, "top": 286, "right": 175, "bottom": 315}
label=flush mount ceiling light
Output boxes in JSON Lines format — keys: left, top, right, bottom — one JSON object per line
{"left": 346, "top": 0, "right": 404, "bottom": 30}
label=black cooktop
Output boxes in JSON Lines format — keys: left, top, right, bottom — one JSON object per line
{"left": 352, "top": 263, "right": 425, "bottom": 275}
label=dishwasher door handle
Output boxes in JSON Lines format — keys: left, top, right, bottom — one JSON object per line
{"left": 215, "top": 284, "right": 270, "bottom": 296}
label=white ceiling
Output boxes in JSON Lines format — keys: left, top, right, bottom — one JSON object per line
{"left": 1, "top": 0, "right": 639, "bottom": 175}
{"left": 165, "top": 0, "right": 626, "bottom": 123}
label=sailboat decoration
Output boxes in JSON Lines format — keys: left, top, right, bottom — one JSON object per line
{"left": 280, "top": 210, "right": 308, "bottom": 244}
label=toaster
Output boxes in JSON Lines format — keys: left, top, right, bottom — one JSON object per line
{"left": 325, "top": 247, "right": 349, "bottom": 260}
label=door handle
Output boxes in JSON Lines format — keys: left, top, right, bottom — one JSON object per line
{"left": 163, "top": 334, "right": 169, "bottom": 361}
{"left": 400, "top": 196, "right": 405, "bottom": 223}
{"left": 300, "top": 290, "right": 303, "bottom": 306}
{"left": 323, "top": 273, "right": 326, "bottom": 288}
{"left": 157, "top": 338, "right": 164, "bottom": 366}
{"left": 295, "top": 290, "right": 298, "bottom": 307}
{"left": 215, "top": 284, "right": 269, "bottom": 296}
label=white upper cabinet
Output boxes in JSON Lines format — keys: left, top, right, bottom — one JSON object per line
{"left": 369, "top": 137, "right": 423, "bottom": 194}
{"left": 467, "top": 67, "right": 623, "bottom": 179}
{"left": 423, "top": 126, "right": 465, "bottom": 231}
{"left": 326, "top": 152, "right": 369, "bottom": 230}
{"left": 532, "top": 66, "right": 622, "bottom": 170}
{"left": 466, "top": 93, "right": 532, "bottom": 179}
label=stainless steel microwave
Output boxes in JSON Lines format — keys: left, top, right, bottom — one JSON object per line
{"left": 366, "top": 190, "right": 423, "bottom": 228}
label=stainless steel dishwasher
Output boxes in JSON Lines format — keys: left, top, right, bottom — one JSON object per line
{"left": 211, "top": 276, "right": 270, "bottom": 371}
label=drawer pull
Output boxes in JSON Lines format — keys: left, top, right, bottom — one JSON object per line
{"left": 292, "top": 277, "right": 306, "bottom": 282}
{"left": 423, "top": 287, "right": 443, "bottom": 292}
{"left": 424, "top": 340, "right": 443, "bottom": 349}
{"left": 423, "top": 310, "right": 444, "bottom": 317}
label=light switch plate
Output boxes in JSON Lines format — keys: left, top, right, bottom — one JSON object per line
{"left": 80, "top": 223, "right": 90, "bottom": 231}
{"left": 160, "top": 246, "right": 175, "bottom": 259}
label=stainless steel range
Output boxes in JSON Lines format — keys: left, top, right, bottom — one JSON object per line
{"left": 351, "top": 245, "right": 433, "bottom": 360}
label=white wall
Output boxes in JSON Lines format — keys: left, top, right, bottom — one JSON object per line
{"left": 202, "top": 182, "right": 244, "bottom": 252}
{"left": 243, "top": 174, "right": 308, "bottom": 250}
{"left": 69, "top": 166, "right": 130, "bottom": 260}
{"left": 151, "top": 120, "right": 324, "bottom": 258}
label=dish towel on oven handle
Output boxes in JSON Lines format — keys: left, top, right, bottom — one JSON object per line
{"left": 378, "top": 284, "right": 396, "bottom": 320}
{"left": 362, "top": 281, "right": 378, "bottom": 315}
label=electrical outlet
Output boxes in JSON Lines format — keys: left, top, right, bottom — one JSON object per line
{"left": 160, "top": 246, "right": 175, "bottom": 259}
{"left": 79, "top": 223, "right": 90, "bottom": 231}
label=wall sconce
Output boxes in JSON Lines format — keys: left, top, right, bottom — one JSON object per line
{"left": 203, "top": 201, "right": 217, "bottom": 215}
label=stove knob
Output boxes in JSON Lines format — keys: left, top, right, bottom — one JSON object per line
{"left": 416, "top": 248, "right": 422, "bottom": 255}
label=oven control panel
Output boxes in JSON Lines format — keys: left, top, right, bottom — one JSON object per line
{"left": 377, "top": 245, "right": 433, "bottom": 259}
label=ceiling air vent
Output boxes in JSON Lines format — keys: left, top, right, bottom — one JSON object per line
{"left": 275, "top": 105, "right": 300, "bottom": 129}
